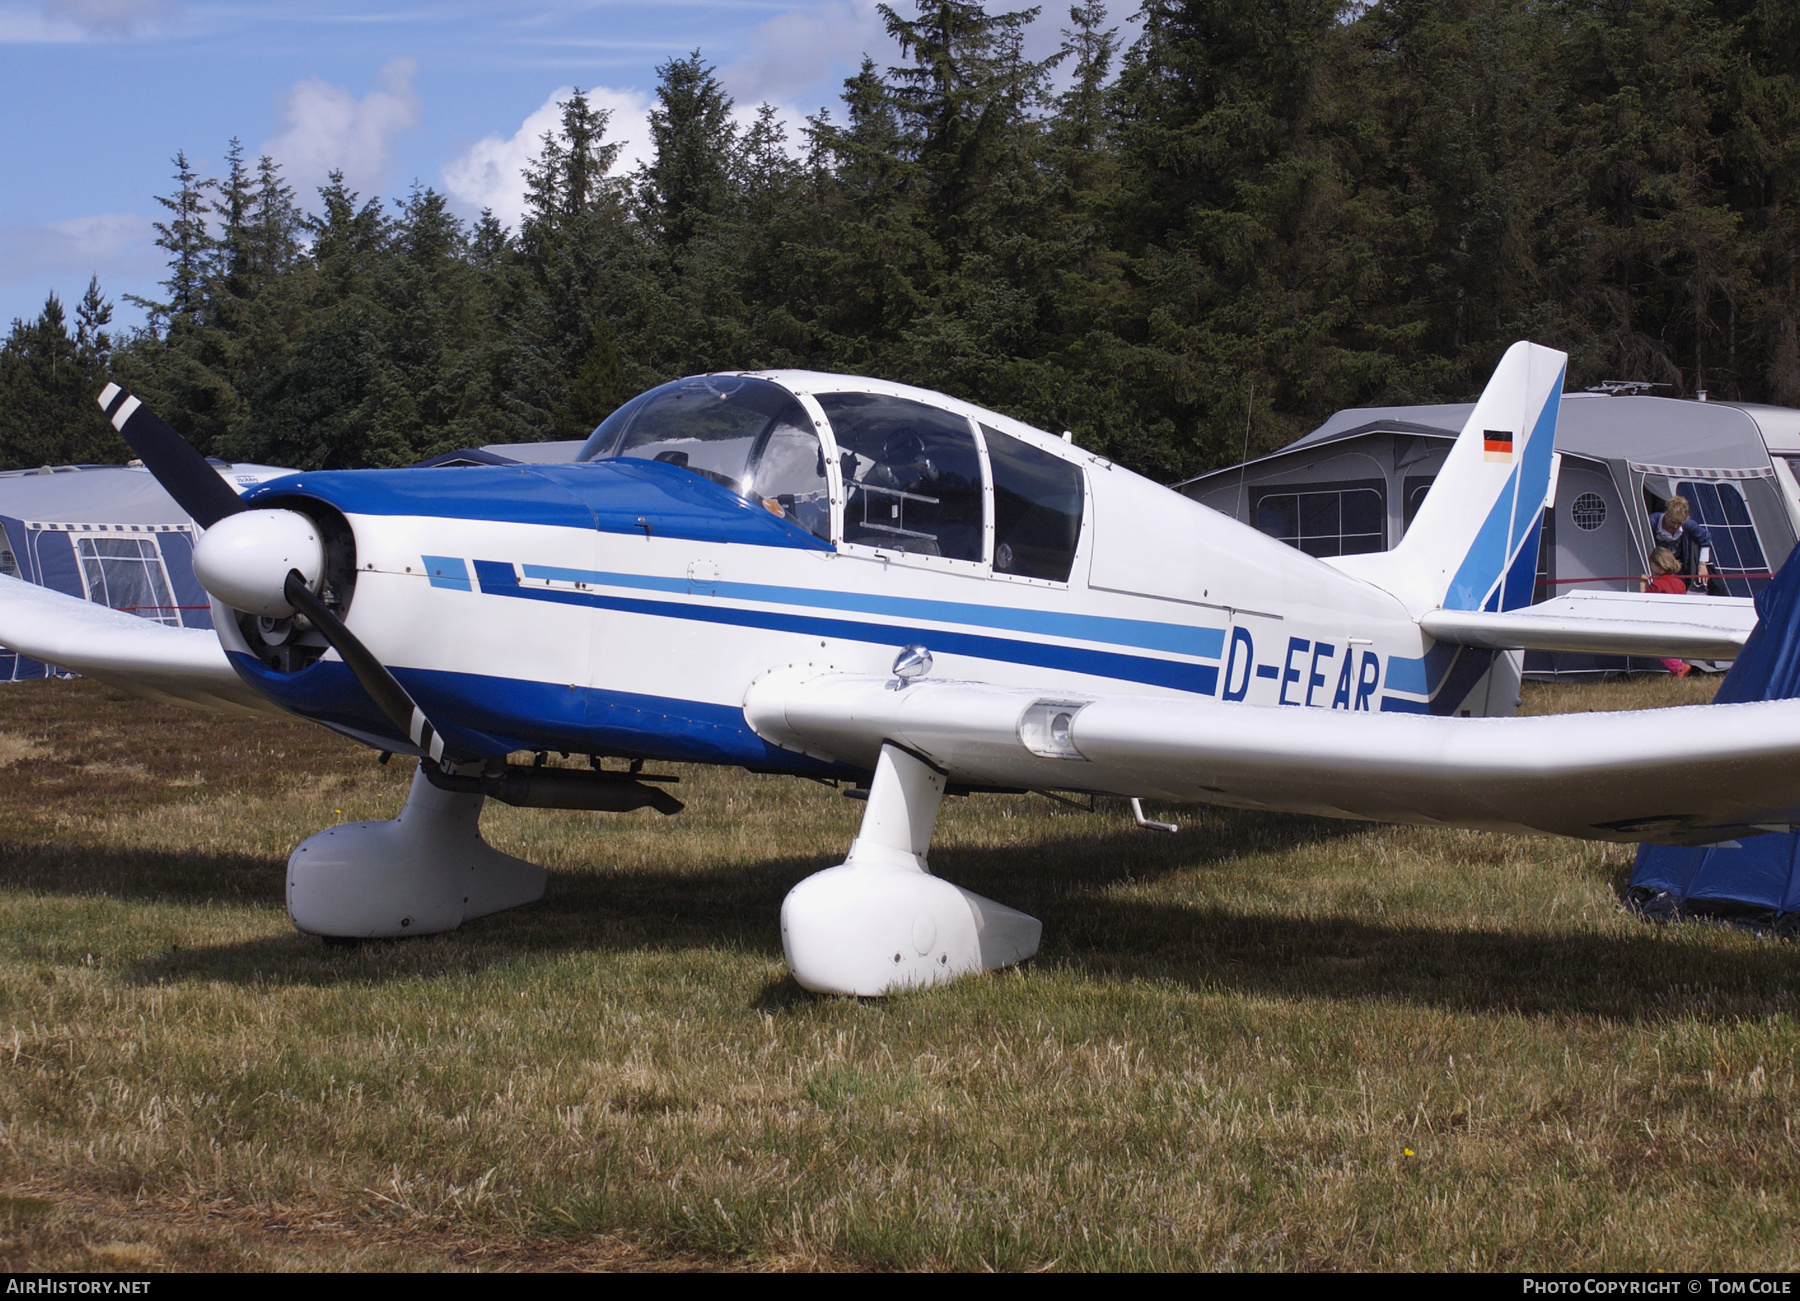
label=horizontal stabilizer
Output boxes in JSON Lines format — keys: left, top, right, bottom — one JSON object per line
{"left": 1420, "top": 591, "right": 1756, "bottom": 659}
{"left": 0, "top": 574, "right": 279, "bottom": 717}
{"left": 745, "top": 668, "right": 1800, "bottom": 845}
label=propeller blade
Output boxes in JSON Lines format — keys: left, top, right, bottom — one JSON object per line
{"left": 282, "top": 568, "right": 458, "bottom": 764}
{"left": 97, "top": 383, "right": 246, "bottom": 529}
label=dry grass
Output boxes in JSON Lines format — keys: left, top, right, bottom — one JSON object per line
{"left": 0, "top": 673, "right": 1794, "bottom": 1271}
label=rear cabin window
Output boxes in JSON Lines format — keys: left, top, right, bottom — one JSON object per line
{"left": 982, "top": 425, "right": 1083, "bottom": 581}
{"left": 816, "top": 393, "right": 984, "bottom": 562}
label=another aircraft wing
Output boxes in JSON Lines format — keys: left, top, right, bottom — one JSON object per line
{"left": 744, "top": 668, "right": 1800, "bottom": 845}
{"left": 0, "top": 574, "right": 280, "bottom": 717}
{"left": 1418, "top": 591, "right": 1756, "bottom": 659}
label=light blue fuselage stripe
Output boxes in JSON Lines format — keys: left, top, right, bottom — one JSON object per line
{"left": 521, "top": 563, "right": 1226, "bottom": 658}
{"left": 483, "top": 562, "right": 1219, "bottom": 695}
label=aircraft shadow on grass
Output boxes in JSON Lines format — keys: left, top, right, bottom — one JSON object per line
{"left": 4, "top": 823, "right": 1793, "bottom": 1022}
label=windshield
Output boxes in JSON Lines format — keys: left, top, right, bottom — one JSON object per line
{"left": 577, "top": 376, "right": 830, "bottom": 540}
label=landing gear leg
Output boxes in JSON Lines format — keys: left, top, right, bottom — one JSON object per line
{"left": 780, "top": 743, "right": 1041, "bottom": 995}
{"left": 287, "top": 764, "right": 546, "bottom": 939}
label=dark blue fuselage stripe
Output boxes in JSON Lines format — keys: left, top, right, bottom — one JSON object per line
{"left": 475, "top": 560, "right": 1220, "bottom": 695}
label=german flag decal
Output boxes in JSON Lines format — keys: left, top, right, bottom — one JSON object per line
{"left": 1483, "top": 429, "right": 1514, "bottom": 462}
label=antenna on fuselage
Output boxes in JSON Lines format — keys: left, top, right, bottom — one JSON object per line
{"left": 1234, "top": 377, "right": 1255, "bottom": 525}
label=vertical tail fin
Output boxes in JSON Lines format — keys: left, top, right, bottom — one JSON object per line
{"left": 1340, "top": 341, "right": 1566, "bottom": 614}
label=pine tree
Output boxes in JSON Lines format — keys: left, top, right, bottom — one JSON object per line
{"left": 125, "top": 150, "right": 217, "bottom": 331}
{"left": 515, "top": 91, "right": 648, "bottom": 439}
{"left": 74, "top": 276, "right": 113, "bottom": 366}
{"left": 214, "top": 138, "right": 253, "bottom": 297}
{"left": 556, "top": 313, "right": 629, "bottom": 436}
{"left": 520, "top": 90, "right": 625, "bottom": 256}
{"left": 641, "top": 52, "right": 737, "bottom": 249}
{"left": 470, "top": 210, "right": 510, "bottom": 270}
{"left": 0, "top": 293, "right": 127, "bottom": 469}
{"left": 878, "top": 0, "right": 1057, "bottom": 260}
{"left": 248, "top": 153, "right": 301, "bottom": 284}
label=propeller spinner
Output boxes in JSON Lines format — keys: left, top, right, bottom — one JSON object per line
{"left": 192, "top": 509, "right": 323, "bottom": 617}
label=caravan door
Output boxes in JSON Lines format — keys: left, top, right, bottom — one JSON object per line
{"left": 1555, "top": 459, "right": 1638, "bottom": 594}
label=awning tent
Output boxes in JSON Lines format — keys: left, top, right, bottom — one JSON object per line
{"left": 0, "top": 460, "right": 291, "bottom": 682}
{"left": 1177, "top": 393, "right": 1800, "bottom": 677}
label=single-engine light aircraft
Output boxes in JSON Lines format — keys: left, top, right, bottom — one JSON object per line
{"left": 0, "top": 343, "right": 1780, "bottom": 994}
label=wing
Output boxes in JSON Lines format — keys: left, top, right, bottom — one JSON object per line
{"left": 744, "top": 668, "right": 1800, "bottom": 845}
{"left": 1419, "top": 590, "right": 1756, "bottom": 659}
{"left": 0, "top": 574, "right": 280, "bottom": 717}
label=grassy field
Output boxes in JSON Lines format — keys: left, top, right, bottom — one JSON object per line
{"left": 0, "top": 671, "right": 1795, "bottom": 1271}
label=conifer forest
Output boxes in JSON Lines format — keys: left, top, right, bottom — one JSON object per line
{"left": 5, "top": 0, "right": 1800, "bottom": 483}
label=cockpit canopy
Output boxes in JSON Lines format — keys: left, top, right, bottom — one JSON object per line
{"left": 577, "top": 376, "right": 830, "bottom": 540}
{"left": 577, "top": 372, "right": 1084, "bottom": 580}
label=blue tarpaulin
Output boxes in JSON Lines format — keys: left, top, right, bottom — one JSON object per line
{"left": 1628, "top": 544, "right": 1800, "bottom": 932}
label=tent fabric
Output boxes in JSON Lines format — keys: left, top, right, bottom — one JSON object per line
{"left": 1629, "top": 543, "right": 1800, "bottom": 931}
{"left": 0, "top": 461, "right": 297, "bottom": 684}
{"left": 0, "top": 466, "right": 216, "bottom": 681}
{"left": 1278, "top": 393, "right": 1775, "bottom": 471}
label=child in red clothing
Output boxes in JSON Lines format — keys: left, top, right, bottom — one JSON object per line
{"left": 1642, "top": 547, "right": 1691, "bottom": 676}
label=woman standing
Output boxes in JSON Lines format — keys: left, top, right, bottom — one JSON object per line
{"left": 1648, "top": 495, "right": 1713, "bottom": 590}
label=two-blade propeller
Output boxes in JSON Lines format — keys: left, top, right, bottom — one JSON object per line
{"left": 96, "top": 384, "right": 460, "bottom": 763}
{"left": 100, "top": 383, "right": 247, "bottom": 529}
{"left": 281, "top": 569, "right": 452, "bottom": 763}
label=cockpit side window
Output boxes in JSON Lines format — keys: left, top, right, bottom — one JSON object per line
{"left": 817, "top": 393, "right": 984, "bottom": 562}
{"left": 575, "top": 376, "right": 830, "bottom": 541}
{"left": 983, "top": 425, "right": 1084, "bottom": 582}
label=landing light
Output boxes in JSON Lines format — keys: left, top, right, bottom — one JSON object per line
{"left": 1019, "top": 699, "right": 1091, "bottom": 760}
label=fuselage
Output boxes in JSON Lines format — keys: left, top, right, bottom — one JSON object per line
{"left": 215, "top": 370, "right": 1508, "bottom": 776}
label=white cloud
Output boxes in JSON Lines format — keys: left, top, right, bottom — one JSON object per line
{"left": 0, "top": 213, "right": 157, "bottom": 288}
{"left": 264, "top": 56, "right": 422, "bottom": 205}
{"left": 42, "top": 0, "right": 171, "bottom": 37}
{"left": 720, "top": 0, "right": 888, "bottom": 107}
{"left": 442, "top": 85, "right": 652, "bottom": 231}
{"left": 0, "top": 0, "right": 172, "bottom": 40}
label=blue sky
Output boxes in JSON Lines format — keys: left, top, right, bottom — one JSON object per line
{"left": 0, "top": 0, "right": 1130, "bottom": 333}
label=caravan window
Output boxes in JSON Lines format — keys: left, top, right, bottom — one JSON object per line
{"left": 1253, "top": 480, "right": 1385, "bottom": 558}
{"left": 76, "top": 535, "right": 180, "bottom": 625}
{"left": 0, "top": 539, "right": 16, "bottom": 579}
{"left": 1676, "top": 481, "right": 1769, "bottom": 597}
{"left": 817, "top": 393, "right": 984, "bottom": 562}
{"left": 1402, "top": 475, "right": 1435, "bottom": 534}
{"left": 982, "top": 425, "right": 1083, "bottom": 581}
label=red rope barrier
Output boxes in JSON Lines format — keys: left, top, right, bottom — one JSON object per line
{"left": 1534, "top": 574, "right": 1773, "bottom": 586}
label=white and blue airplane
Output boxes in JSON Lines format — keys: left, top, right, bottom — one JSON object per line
{"left": 0, "top": 342, "right": 1780, "bottom": 994}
